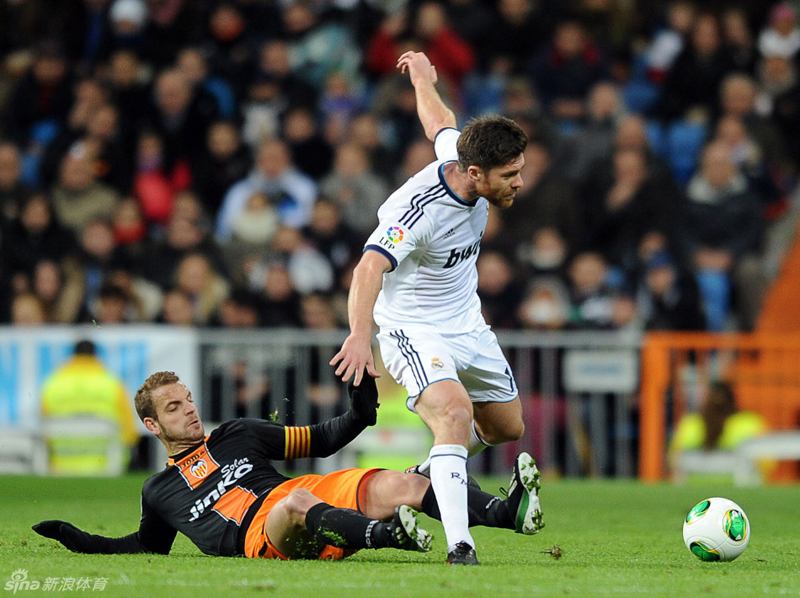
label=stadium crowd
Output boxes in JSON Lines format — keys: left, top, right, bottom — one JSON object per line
{"left": 0, "top": 0, "right": 797, "bottom": 333}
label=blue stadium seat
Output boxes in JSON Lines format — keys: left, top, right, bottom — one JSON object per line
{"left": 666, "top": 121, "right": 708, "bottom": 185}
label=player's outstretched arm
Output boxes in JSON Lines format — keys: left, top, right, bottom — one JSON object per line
{"left": 330, "top": 250, "right": 390, "bottom": 384}
{"left": 32, "top": 520, "right": 151, "bottom": 554}
{"left": 397, "top": 51, "right": 457, "bottom": 142}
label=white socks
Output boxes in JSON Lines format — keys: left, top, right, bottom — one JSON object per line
{"left": 416, "top": 421, "right": 490, "bottom": 475}
{"left": 428, "top": 444, "right": 474, "bottom": 552}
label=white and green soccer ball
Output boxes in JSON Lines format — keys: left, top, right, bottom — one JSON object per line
{"left": 683, "top": 497, "right": 750, "bottom": 562}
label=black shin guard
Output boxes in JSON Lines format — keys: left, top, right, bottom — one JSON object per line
{"left": 304, "top": 503, "right": 387, "bottom": 549}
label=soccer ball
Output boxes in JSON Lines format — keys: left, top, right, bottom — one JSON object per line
{"left": 683, "top": 497, "right": 750, "bottom": 562}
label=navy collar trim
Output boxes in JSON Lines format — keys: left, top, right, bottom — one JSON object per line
{"left": 438, "top": 162, "right": 478, "bottom": 207}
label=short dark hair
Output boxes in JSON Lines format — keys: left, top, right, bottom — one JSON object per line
{"left": 135, "top": 371, "right": 180, "bottom": 421}
{"left": 74, "top": 340, "right": 96, "bottom": 356}
{"left": 456, "top": 115, "right": 528, "bottom": 172}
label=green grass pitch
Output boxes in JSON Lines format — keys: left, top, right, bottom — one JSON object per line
{"left": 1, "top": 474, "right": 798, "bottom": 597}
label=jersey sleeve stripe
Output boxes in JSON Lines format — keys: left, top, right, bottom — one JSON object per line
{"left": 364, "top": 245, "right": 398, "bottom": 270}
{"left": 399, "top": 186, "right": 446, "bottom": 228}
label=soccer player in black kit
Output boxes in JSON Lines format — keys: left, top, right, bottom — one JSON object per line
{"left": 33, "top": 371, "right": 543, "bottom": 563}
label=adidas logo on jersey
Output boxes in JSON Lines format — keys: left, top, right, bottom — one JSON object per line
{"left": 443, "top": 228, "right": 455, "bottom": 239}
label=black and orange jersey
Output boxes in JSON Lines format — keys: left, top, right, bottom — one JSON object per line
{"left": 136, "top": 411, "right": 369, "bottom": 557}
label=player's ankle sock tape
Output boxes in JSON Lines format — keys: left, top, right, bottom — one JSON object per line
{"left": 305, "top": 503, "right": 380, "bottom": 549}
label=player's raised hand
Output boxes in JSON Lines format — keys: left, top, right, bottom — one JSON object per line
{"left": 32, "top": 520, "right": 98, "bottom": 553}
{"left": 330, "top": 333, "right": 380, "bottom": 385}
{"left": 347, "top": 371, "right": 380, "bottom": 426}
{"left": 397, "top": 51, "right": 438, "bottom": 86}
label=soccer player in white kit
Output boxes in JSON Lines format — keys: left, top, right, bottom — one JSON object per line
{"left": 331, "top": 51, "right": 543, "bottom": 565}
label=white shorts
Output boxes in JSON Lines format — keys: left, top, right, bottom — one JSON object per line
{"left": 377, "top": 325, "right": 518, "bottom": 412}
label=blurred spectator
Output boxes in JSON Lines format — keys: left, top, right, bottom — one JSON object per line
{"left": 559, "top": 81, "right": 623, "bottom": 183}
{"left": 760, "top": 56, "right": 800, "bottom": 169}
{"left": 634, "top": 251, "right": 705, "bottom": 331}
{"left": 210, "top": 288, "right": 262, "bottom": 328}
{"left": 517, "top": 227, "right": 570, "bottom": 279}
{"left": 32, "top": 259, "right": 84, "bottom": 324}
{"left": 320, "top": 72, "right": 362, "bottom": 146}
{"left": 517, "top": 276, "right": 570, "bottom": 330}
{"left": 302, "top": 198, "right": 363, "bottom": 282}
{"left": 159, "top": 287, "right": 194, "bottom": 326}
{"left": 4, "top": 41, "right": 73, "bottom": 147}
{"left": 11, "top": 292, "right": 47, "bottom": 325}
{"left": 252, "top": 38, "right": 318, "bottom": 112}
{"left": 481, "top": 0, "right": 550, "bottom": 76}
{"left": 175, "top": 46, "right": 232, "bottom": 122}
{"left": 60, "top": 0, "right": 114, "bottom": 73}
{"left": 140, "top": 68, "right": 215, "bottom": 172}
{"left": 216, "top": 138, "right": 318, "bottom": 241}
{"left": 106, "top": 268, "right": 163, "bottom": 321}
{"left": 718, "top": 73, "right": 789, "bottom": 179}
{"left": 348, "top": 112, "right": 395, "bottom": 182}
{"left": 714, "top": 115, "right": 784, "bottom": 217}
{"left": 722, "top": 7, "right": 758, "bottom": 75}
{"left": 366, "top": 1, "right": 475, "bottom": 100}
{"left": 580, "top": 147, "right": 672, "bottom": 275}
{"left": 566, "top": 251, "right": 621, "bottom": 329}
{"left": 527, "top": 19, "right": 611, "bottom": 122}
{"left": 658, "top": 13, "right": 732, "bottom": 123}
{"left": 90, "top": 282, "right": 131, "bottom": 324}
{"left": 77, "top": 218, "right": 129, "bottom": 309}
{"left": 393, "top": 138, "right": 436, "bottom": 189}
{"left": 192, "top": 120, "right": 252, "bottom": 216}
{"left": 282, "top": 1, "right": 363, "bottom": 90}
{"left": 132, "top": 129, "right": 191, "bottom": 224}
{"left": 248, "top": 262, "right": 302, "bottom": 327}
{"left": 678, "top": 141, "right": 765, "bottom": 331}
{"left": 282, "top": 106, "right": 334, "bottom": 181}
{"left": 644, "top": 0, "right": 696, "bottom": 84}
{"left": 229, "top": 190, "right": 280, "bottom": 247}
{"left": 111, "top": 197, "right": 148, "bottom": 263}
{"left": 476, "top": 251, "right": 524, "bottom": 329}
{"left": 174, "top": 252, "right": 229, "bottom": 325}
{"left": 200, "top": 3, "right": 254, "bottom": 103}
{"left": 270, "top": 227, "right": 335, "bottom": 295}
{"left": 757, "top": 2, "right": 800, "bottom": 59}
{"left": 0, "top": 193, "right": 76, "bottom": 282}
{"left": 319, "top": 142, "right": 388, "bottom": 236}
{"left": 142, "top": 213, "right": 222, "bottom": 290}
{"left": 503, "top": 136, "right": 579, "bottom": 250}
{"left": 107, "top": 0, "right": 149, "bottom": 55}
{"left": 105, "top": 49, "right": 149, "bottom": 150}
{"left": 0, "top": 142, "right": 32, "bottom": 223}
{"left": 51, "top": 150, "right": 120, "bottom": 236}
{"left": 137, "top": 0, "right": 204, "bottom": 71}
{"left": 40, "top": 339, "right": 140, "bottom": 475}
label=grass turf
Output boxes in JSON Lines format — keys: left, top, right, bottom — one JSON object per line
{"left": 1, "top": 474, "right": 798, "bottom": 597}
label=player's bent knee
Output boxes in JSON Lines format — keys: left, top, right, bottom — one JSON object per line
{"left": 282, "top": 489, "right": 322, "bottom": 524}
{"left": 481, "top": 420, "right": 525, "bottom": 445}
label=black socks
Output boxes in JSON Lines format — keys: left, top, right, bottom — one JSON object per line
{"left": 305, "top": 503, "right": 390, "bottom": 549}
{"left": 421, "top": 485, "right": 514, "bottom": 530}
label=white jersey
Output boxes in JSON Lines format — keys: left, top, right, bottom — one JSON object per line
{"left": 364, "top": 128, "right": 488, "bottom": 334}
